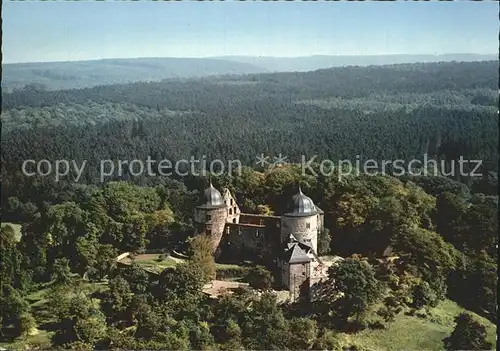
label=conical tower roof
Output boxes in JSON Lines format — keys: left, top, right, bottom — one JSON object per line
{"left": 284, "top": 185, "right": 318, "bottom": 217}
{"left": 198, "top": 181, "right": 226, "bottom": 209}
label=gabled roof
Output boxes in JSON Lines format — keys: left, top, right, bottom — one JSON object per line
{"left": 286, "top": 244, "right": 312, "bottom": 264}
{"left": 286, "top": 233, "right": 313, "bottom": 251}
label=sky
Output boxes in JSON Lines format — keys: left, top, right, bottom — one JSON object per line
{"left": 2, "top": 1, "right": 498, "bottom": 64}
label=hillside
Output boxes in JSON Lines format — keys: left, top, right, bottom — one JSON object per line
{"left": 337, "top": 299, "right": 497, "bottom": 351}
{"left": 1, "top": 57, "right": 266, "bottom": 91}
{"left": 213, "top": 53, "right": 498, "bottom": 72}
{"left": 1, "top": 162, "right": 497, "bottom": 350}
{"left": 2, "top": 54, "right": 496, "bottom": 91}
{"left": 2, "top": 278, "right": 495, "bottom": 351}
{"left": 1, "top": 61, "right": 497, "bottom": 199}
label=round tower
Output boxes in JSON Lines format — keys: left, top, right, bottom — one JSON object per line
{"left": 280, "top": 187, "right": 319, "bottom": 252}
{"left": 194, "top": 182, "right": 228, "bottom": 252}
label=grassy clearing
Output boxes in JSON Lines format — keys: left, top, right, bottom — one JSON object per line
{"left": 0, "top": 278, "right": 109, "bottom": 350}
{"left": 215, "top": 264, "right": 252, "bottom": 281}
{"left": 0, "top": 329, "right": 53, "bottom": 350}
{"left": 215, "top": 263, "right": 243, "bottom": 269}
{"left": 337, "top": 299, "right": 497, "bottom": 351}
{"left": 121, "top": 254, "right": 251, "bottom": 278}
{"left": 1, "top": 222, "right": 22, "bottom": 242}
{"left": 134, "top": 257, "right": 179, "bottom": 273}
{"left": 120, "top": 253, "right": 181, "bottom": 273}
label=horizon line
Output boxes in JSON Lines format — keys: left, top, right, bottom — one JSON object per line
{"left": 3, "top": 52, "right": 498, "bottom": 65}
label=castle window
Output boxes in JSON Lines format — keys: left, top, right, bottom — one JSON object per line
{"left": 233, "top": 218, "right": 237, "bottom": 223}
{"left": 206, "top": 229, "right": 211, "bottom": 235}
{"left": 206, "top": 214, "right": 211, "bottom": 221}
{"left": 230, "top": 199, "right": 234, "bottom": 205}
{"left": 229, "top": 208, "right": 232, "bottom": 215}
{"left": 306, "top": 223, "right": 310, "bottom": 229}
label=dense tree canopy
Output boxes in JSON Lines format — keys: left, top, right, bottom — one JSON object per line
{"left": 0, "top": 60, "right": 497, "bottom": 349}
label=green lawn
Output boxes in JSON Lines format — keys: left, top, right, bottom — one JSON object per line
{"left": 0, "top": 329, "right": 53, "bottom": 350}
{"left": 215, "top": 263, "right": 243, "bottom": 269}
{"left": 124, "top": 254, "right": 248, "bottom": 275}
{"left": 123, "top": 253, "right": 252, "bottom": 280}
{"left": 134, "top": 258, "right": 247, "bottom": 275}
{"left": 337, "top": 299, "right": 497, "bottom": 351}
{"left": 215, "top": 263, "right": 252, "bottom": 281}
{"left": 1, "top": 222, "right": 22, "bottom": 242}
{"left": 134, "top": 257, "right": 179, "bottom": 273}
{"left": 0, "top": 278, "right": 109, "bottom": 350}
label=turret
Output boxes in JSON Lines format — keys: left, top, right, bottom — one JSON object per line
{"left": 194, "top": 181, "right": 228, "bottom": 252}
{"left": 280, "top": 186, "right": 319, "bottom": 252}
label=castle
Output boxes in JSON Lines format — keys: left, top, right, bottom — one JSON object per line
{"left": 194, "top": 182, "right": 330, "bottom": 301}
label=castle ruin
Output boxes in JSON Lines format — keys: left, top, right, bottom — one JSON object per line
{"left": 194, "top": 182, "right": 330, "bottom": 301}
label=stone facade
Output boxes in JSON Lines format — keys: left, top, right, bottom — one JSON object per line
{"left": 281, "top": 214, "right": 319, "bottom": 253}
{"left": 223, "top": 189, "right": 241, "bottom": 224}
{"left": 195, "top": 185, "right": 330, "bottom": 302}
{"left": 282, "top": 261, "right": 310, "bottom": 301}
{"left": 194, "top": 206, "right": 228, "bottom": 253}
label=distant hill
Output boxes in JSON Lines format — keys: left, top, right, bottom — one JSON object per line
{"left": 1, "top": 57, "right": 267, "bottom": 91}
{"left": 214, "top": 54, "right": 498, "bottom": 72}
{"left": 2, "top": 54, "right": 496, "bottom": 92}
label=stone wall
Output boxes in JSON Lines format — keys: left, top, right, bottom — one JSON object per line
{"left": 278, "top": 260, "right": 289, "bottom": 287}
{"left": 239, "top": 213, "right": 281, "bottom": 226}
{"left": 223, "top": 189, "right": 241, "bottom": 224}
{"left": 194, "top": 206, "right": 228, "bottom": 252}
{"left": 318, "top": 213, "right": 325, "bottom": 235}
{"left": 281, "top": 214, "right": 319, "bottom": 252}
{"left": 219, "top": 221, "right": 280, "bottom": 262}
{"left": 288, "top": 262, "right": 310, "bottom": 302}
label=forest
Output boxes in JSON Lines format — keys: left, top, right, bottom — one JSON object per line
{"left": 0, "top": 60, "right": 498, "bottom": 350}
{"left": 1, "top": 169, "right": 497, "bottom": 350}
{"left": 1, "top": 61, "right": 498, "bottom": 201}
{"left": 1, "top": 57, "right": 265, "bottom": 92}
